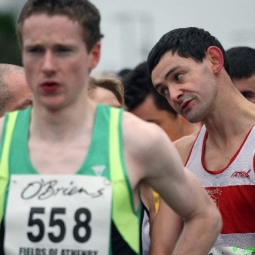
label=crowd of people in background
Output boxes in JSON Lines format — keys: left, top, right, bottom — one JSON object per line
{"left": 0, "top": 1, "right": 255, "bottom": 255}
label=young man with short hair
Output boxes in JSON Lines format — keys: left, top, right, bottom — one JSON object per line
{"left": 0, "top": 3, "right": 221, "bottom": 255}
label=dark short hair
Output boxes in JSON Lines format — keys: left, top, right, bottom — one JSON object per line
{"left": 147, "top": 27, "right": 230, "bottom": 75}
{"left": 122, "top": 61, "right": 177, "bottom": 116}
{"left": 17, "top": 0, "right": 103, "bottom": 52}
{"left": 226, "top": 46, "right": 255, "bottom": 79}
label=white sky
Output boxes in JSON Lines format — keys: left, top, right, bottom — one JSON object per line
{"left": 1, "top": 0, "right": 255, "bottom": 75}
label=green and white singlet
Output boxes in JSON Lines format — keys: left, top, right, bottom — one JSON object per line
{"left": 0, "top": 105, "right": 141, "bottom": 255}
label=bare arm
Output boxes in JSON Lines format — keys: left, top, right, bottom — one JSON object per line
{"left": 149, "top": 165, "right": 221, "bottom": 255}
{"left": 149, "top": 198, "right": 183, "bottom": 255}
{"left": 123, "top": 113, "right": 221, "bottom": 255}
{"left": 150, "top": 133, "right": 204, "bottom": 254}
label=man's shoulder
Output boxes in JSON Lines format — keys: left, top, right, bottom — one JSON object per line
{"left": 123, "top": 111, "right": 168, "bottom": 137}
{"left": 174, "top": 131, "right": 200, "bottom": 164}
{"left": 122, "top": 111, "right": 171, "bottom": 153}
{"left": 121, "top": 111, "right": 184, "bottom": 182}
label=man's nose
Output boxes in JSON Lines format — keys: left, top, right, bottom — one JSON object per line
{"left": 169, "top": 86, "right": 183, "bottom": 104}
{"left": 42, "top": 51, "right": 56, "bottom": 74}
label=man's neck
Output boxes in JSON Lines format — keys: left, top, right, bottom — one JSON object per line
{"left": 29, "top": 99, "right": 97, "bottom": 142}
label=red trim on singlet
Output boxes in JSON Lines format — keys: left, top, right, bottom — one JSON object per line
{"left": 253, "top": 154, "right": 255, "bottom": 173}
{"left": 184, "top": 127, "right": 203, "bottom": 166}
{"left": 201, "top": 127, "right": 254, "bottom": 174}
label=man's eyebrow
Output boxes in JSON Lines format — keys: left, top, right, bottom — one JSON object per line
{"left": 164, "top": 66, "right": 181, "bottom": 80}
{"left": 154, "top": 65, "right": 181, "bottom": 90}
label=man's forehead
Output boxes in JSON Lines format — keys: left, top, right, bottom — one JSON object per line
{"left": 21, "top": 14, "right": 83, "bottom": 45}
{"left": 151, "top": 52, "right": 179, "bottom": 83}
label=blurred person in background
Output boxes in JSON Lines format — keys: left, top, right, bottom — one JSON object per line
{"left": 0, "top": 64, "right": 32, "bottom": 116}
{"left": 88, "top": 76, "right": 124, "bottom": 108}
{"left": 226, "top": 46, "right": 255, "bottom": 104}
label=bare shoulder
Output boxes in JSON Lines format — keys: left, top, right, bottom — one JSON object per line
{"left": 121, "top": 111, "right": 182, "bottom": 181}
{"left": 122, "top": 111, "right": 172, "bottom": 155}
{"left": 174, "top": 131, "right": 200, "bottom": 164}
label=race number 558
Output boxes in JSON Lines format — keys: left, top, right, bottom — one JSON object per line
{"left": 27, "top": 207, "right": 91, "bottom": 243}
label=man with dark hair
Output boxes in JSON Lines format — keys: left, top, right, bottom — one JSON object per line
{"left": 0, "top": 2, "right": 220, "bottom": 255}
{"left": 226, "top": 46, "right": 255, "bottom": 103}
{"left": 124, "top": 61, "right": 200, "bottom": 146}
{"left": 147, "top": 27, "right": 255, "bottom": 254}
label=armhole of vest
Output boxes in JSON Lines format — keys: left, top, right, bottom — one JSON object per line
{"left": 0, "top": 111, "right": 18, "bottom": 224}
{"left": 184, "top": 125, "right": 204, "bottom": 166}
{"left": 109, "top": 107, "right": 139, "bottom": 254}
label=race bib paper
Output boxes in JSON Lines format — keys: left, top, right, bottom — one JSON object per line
{"left": 4, "top": 175, "right": 112, "bottom": 255}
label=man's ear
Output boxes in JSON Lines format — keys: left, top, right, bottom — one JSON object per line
{"left": 89, "top": 41, "right": 101, "bottom": 71}
{"left": 206, "top": 46, "right": 224, "bottom": 74}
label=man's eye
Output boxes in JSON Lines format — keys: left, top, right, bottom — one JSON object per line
{"left": 242, "top": 92, "right": 253, "bottom": 99}
{"left": 27, "top": 47, "right": 43, "bottom": 54}
{"left": 175, "top": 73, "right": 183, "bottom": 81}
{"left": 160, "top": 87, "right": 169, "bottom": 96}
{"left": 56, "top": 47, "right": 71, "bottom": 53}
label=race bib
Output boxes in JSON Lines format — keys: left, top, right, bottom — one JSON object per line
{"left": 4, "top": 175, "right": 112, "bottom": 255}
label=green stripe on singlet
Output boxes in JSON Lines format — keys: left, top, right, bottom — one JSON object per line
{"left": 0, "top": 111, "right": 18, "bottom": 224}
{"left": 109, "top": 107, "right": 139, "bottom": 254}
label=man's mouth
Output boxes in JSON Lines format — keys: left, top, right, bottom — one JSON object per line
{"left": 41, "top": 82, "right": 60, "bottom": 93}
{"left": 181, "top": 99, "right": 192, "bottom": 112}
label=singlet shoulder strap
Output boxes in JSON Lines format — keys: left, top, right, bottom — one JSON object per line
{"left": 109, "top": 107, "right": 139, "bottom": 254}
{"left": 0, "top": 111, "right": 18, "bottom": 223}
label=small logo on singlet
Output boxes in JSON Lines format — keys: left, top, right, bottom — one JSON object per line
{"left": 206, "top": 188, "right": 222, "bottom": 208}
{"left": 231, "top": 170, "right": 251, "bottom": 179}
{"left": 92, "top": 165, "right": 106, "bottom": 176}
